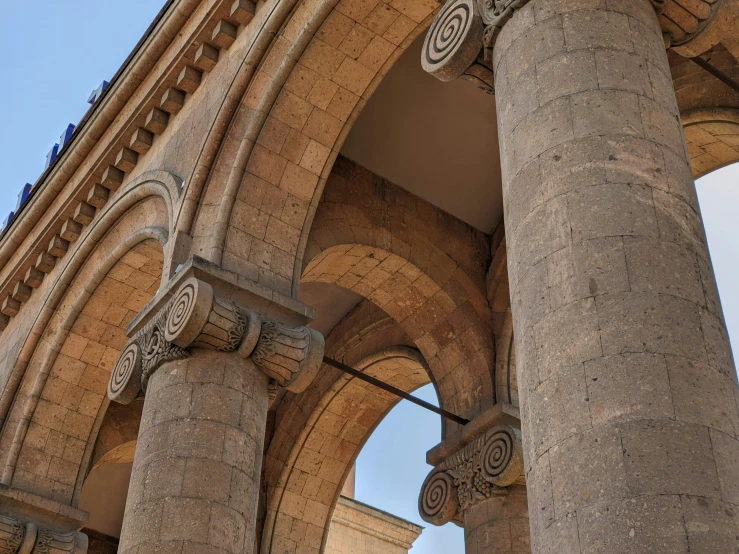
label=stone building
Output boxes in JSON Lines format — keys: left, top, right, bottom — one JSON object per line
{"left": 0, "top": 0, "right": 738, "bottom": 552}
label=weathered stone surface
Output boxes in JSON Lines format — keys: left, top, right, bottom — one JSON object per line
{"left": 494, "top": 0, "right": 739, "bottom": 551}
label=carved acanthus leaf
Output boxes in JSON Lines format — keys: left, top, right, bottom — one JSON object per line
{"left": 0, "top": 515, "right": 87, "bottom": 554}
{"left": 108, "top": 277, "right": 325, "bottom": 404}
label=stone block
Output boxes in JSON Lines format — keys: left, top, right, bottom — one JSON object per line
{"left": 681, "top": 495, "right": 739, "bottom": 554}
{"left": 563, "top": 9, "right": 633, "bottom": 52}
{"left": 12, "top": 281, "right": 32, "bottom": 303}
{"left": 48, "top": 234, "right": 69, "bottom": 257}
{"left": 667, "top": 355, "right": 739, "bottom": 437}
{"left": 621, "top": 420, "right": 720, "bottom": 498}
{"left": 73, "top": 202, "right": 96, "bottom": 226}
{"left": 595, "top": 48, "right": 652, "bottom": 97}
{"left": 177, "top": 65, "right": 202, "bottom": 94}
{"left": 194, "top": 43, "right": 219, "bottom": 72}
{"left": 212, "top": 20, "right": 238, "bottom": 49}
{"left": 549, "top": 425, "right": 627, "bottom": 516}
{"left": 230, "top": 0, "right": 256, "bottom": 26}
{"left": 36, "top": 251, "right": 57, "bottom": 273}
{"left": 160, "top": 87, "right": 185, "bottom": 115}
{"left": 1, "top": 296, "right": 20, "bottom": 317}
{"left": 24, "top": 266, "right": 44, "bottom": 288}
{"left": 584, "top": 353, "right": 674, "bottom": 426}
{"left": 144, "top": 107, "right": 170, "bottom": 135}
{"left": 570, "top": 89, "right": 642, "bottom": 139}
{"left": 623, "top": 236, "right": 704, "bottom": 305}
{"left": 129, "top": 127, "right": 154, "bottom": 154}
{"left": 536, "top": 50, "right": 597, "bottom": 106}
{"left": 578, "top": 496, "right": 689, "bottom": 553}
{"left": 102, "top": 165, "right": 125, "bottom": 191}
{"left": 86, "top": 183, "right": 109, "bottom": 209}
{"left": 533, "top": 297, "right": 602, "bottom": 377}
{"left": 568, "top": 183, "right": 658, "bottom": 242}
{"left": 60, "top": 219, "right": 83, "bottom": 242}
{"left": 597, "top": 292, "right": 706, "bottom": 360}
{"left": 115, "top": 147, "right": 139, "bottom": 173}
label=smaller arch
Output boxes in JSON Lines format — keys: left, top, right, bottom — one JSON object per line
{"left": 0, "top": 216, "right": 167, "bottom": 504}
{"left": 263, "top": 345, "right": 431, "bottom": 554}
{"left": 303, "top": 244, "right": 495, "bottom": 420}
{"left": 683, "top": 108, "right": 739, "bottom": 177}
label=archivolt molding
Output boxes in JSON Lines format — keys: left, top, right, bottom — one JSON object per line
{"left": 0, "top": 176, "right": 173, "bottom": 432}
{"left": 0, "top": 204, "right": 169, "bottom": 491}
{"left": 0, "top": 171, "right": 179, "bottom": 339}
{"left": 262, "top": 340, "right": 430, "bottom": 554}
{"left": 682, "top": 107, "right": 739, "bottom": 177}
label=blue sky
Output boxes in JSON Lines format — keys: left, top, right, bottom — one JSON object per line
{"left": 1, "top": 4, "right": 737, "bottom": 554}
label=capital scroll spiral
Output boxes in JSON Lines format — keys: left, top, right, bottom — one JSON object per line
{"left": 419, "top": 470, "right": 460, "bottom": 525}
{"left": 108, "top": 342, "right": 143, "bottom": 404}
{"left": 418, "top": 424, "right": 523, "bottom": 525}
{"left": 108, "top": 277, "right": 325, "bottom": 404}
{"left": 422, "top": 0, "right": 484, "bottom": 82}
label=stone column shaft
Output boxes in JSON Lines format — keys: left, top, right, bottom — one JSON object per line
{"left": 465, "top": 485, "right": 530, "bottom": 553}
{"left": 110, "top": 276, "right": 324, "bottom": 554}
{"left": 493, "top": 0, "right": 739, "bottom": 551}
{"left": 118, "top": 351, "right": 267, "bottom": 554}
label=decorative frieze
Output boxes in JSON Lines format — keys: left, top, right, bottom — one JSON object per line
{"left": 0, "top": 515, "right": 87, "bottom": 554}
{"left": 418, "top": 424, "right": 523, "bottom": 526}
{"left": 108, "top": 277, "right": 324, "bottom": 404}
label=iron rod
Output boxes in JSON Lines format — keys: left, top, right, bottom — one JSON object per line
{"left": 322, "top": 356, "right": 470, "bottom": 426}
{"left": 690, "top": 56, "right": 739, "bottom": 95}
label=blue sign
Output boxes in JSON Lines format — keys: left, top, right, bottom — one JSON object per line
{"left": 2, "top": 79, "right": 109, "bottom": 235}
{"left": 87, "top": 80, "right": 109, "bottom": 105}
{"left": 2, "top": 211, "right": 15, "bottom": 231}
{"left": 59, "top": 124, "right": 75, "bottom": 150}
{"left": 16, "top": 184, "right": 32, "bottom": 211}
{"left": 45, "top": 143, "right": 59, "bottom": 171}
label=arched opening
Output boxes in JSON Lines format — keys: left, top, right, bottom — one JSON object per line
{"left": 695, "top": 161, "right": 739, "bottom": 358}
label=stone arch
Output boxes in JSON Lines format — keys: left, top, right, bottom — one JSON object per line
{"left": 486, "top": 224, "right": 518, "bottom": 408}
{"left": 262, "top": 296, "right": 431, "bottom": 554}
{"left": 0, "top": 173, "right": 177, "bottom": 504}
{"left": 683, "top": 107, "right": 739, "bottom": 177}
{"left": 191, "top": 0, "right": 442, "bottom": 299}
{"left": 303, "top": 244, "right": 493, "bottom": 420}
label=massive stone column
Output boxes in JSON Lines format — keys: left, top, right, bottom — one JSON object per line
{"left": 422, "top": 0, "right": 739, "bottom": 551}
{"left": 108, "top": 269, "right": 323, "bottom": 554}
{"left": 419, "top": 418, "right": 530, "bottom": 553}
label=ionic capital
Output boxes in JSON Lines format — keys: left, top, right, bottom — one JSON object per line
{"left": 0, "top": 515, "right": 87, "bottom": 554}
{"left": 108, "top": 277, "right": 324, "bottom": 404}
{"left": 418, "top": 423, "right": 524, "bottom": 526}
{"left": 422, "top": 0, "right": 726, "bottom": 85}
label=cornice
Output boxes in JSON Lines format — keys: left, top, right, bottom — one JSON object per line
{"left": 0, "top": 0, "right": 259, "bottom": 336}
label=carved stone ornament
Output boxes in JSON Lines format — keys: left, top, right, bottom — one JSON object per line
{"left": 108, "top": 277, "right": 325, "bottom": 404}
{"left": 422, "top": 0, "right": 725, "bottom": 85}
{"left": 651, "top": 0, "right": 725, "bottom": 48}
{"left": 418, "top": 424, "right": 523, "bottom": 526}
{"left": 422, "top": 0, "right": 484, "bottom": 82}
{"left": 0, "top": 515, "right": 87, "bottom": 554}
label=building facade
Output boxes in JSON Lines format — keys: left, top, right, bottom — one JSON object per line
{"left": 0, "top": 0, "right": 739, "bottom": 552}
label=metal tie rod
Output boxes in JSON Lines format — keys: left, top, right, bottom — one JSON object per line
{"left": 689, "top": 55, "right": 739, "bottom": 95}
{"left": 322, "top": 356, "right": 470, "bottom": 426}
